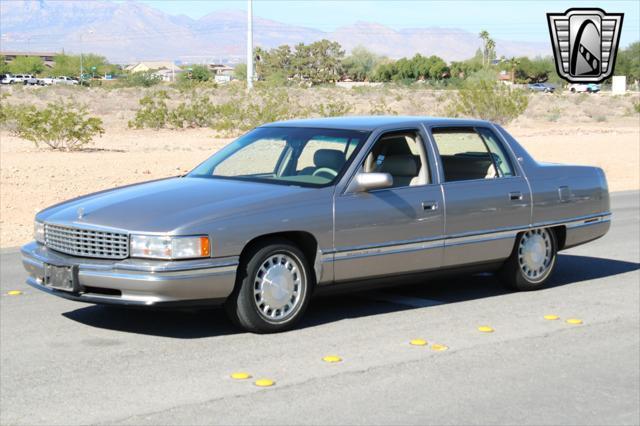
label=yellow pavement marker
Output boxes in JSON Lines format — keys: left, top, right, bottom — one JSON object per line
{"left": 230, "top": 372, "right": 252, "bottom": 380}
{"left": 477, "top": 326, "right": 494, "bottom": 333}
{"left": 430, "top": 344, "right": 449, "bottom": 352}
{"left": 254, "top": 379, "right": 275, "bottom": 387}
{"left": 322, "top": 355, "right": 342, "bottom": 363}
{"left": 7, "top": 290, "right": 22, "bottom": 296}
{"left": 566, "top": 318, "right": 583, "bottom": 325}
{"left": 544, "top": 315, "right": 560, "bottom": 320}
{"left": 409, "top": 339, "right": 428, "bottom": 346}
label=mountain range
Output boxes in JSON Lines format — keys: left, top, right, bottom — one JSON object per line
{"left": 0, "top": 0, "right": 549, "bottom": 64}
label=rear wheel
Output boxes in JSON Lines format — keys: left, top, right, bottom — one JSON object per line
{"left": 500, "top": 228, "right": 557, "bottom": 291}
{"left": 225, "top": 239, "right": 313, "bottom": 333}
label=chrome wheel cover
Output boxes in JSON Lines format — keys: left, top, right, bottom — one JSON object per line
{"left": 518, "top": 229, "right": 554, "bottom": 283}
{"left": 253, "top": 252, "right": 305, "bottom": 322}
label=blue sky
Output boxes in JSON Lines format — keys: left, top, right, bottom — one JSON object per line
{"left": 142, "top": 0, "right": 639, "bottom": 46}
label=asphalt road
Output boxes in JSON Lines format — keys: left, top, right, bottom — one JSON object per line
{"left": 1, "top": 191, "right": 638, "bottom": 426}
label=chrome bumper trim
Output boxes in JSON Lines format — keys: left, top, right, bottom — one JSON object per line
{"left": 21, "top": 243, "right": 239, "bottom": 273}
{"left": 21, "top": 241, "right": 238, "bottom": 305}
{"left": 25, "top": 277, "right": 226, "bottom": 307}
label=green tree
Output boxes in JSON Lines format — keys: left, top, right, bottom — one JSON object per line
{"left": 512, "top": 57, "right": 555, "bottom": 83}
{"left": 342, "top": 46, "right": 383, "bottom": 81}
{"left": 614, "top": 41, "right": 640, "bottom": 82}
{"left": 9, "top": 56, "right": 45, "bottom": 75}
{"left": 234, "top": 63, "right": 247, "bottom": 81}
{"left": 255, "top": 40, "right": 344, "bottom": 84}
{"left": 0, "top": 56, "right": 10, "bottom": 74}
{"left": 189, "top": 64, "right": 211, "bottom": 82}
{"left": 50, "top": 53, "right": 115, "bottom": 78}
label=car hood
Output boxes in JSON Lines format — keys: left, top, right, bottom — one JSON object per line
{"left": 38, "top": 177, "right": 313, "bottom": 234}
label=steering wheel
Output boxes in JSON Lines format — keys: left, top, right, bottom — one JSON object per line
{"left": 312, "top": 167, "right": 338, "bottom": 179}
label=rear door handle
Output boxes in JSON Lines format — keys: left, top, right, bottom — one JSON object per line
{"left": 509, "top": 192, "right": 523, "bottom": 201}
{"left": 422, "top": 201, "right": 439, "bottom": 211}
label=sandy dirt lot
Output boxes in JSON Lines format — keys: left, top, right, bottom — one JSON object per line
{"left": 1, "top": 87, "right": 638, "bottom": 248}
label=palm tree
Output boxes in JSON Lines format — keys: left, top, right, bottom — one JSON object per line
{"left": 479, "top": 30, "right": 490, "bottom": 66}
{"left": 486, "top": 38, "right": 496, "bottom": 67}
{"left": 507, "top": 57, "right": 520, "bottom": 83}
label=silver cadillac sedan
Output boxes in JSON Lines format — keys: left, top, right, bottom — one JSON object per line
{"left": 22, "top": 117, "right": 611, "bottom": 333}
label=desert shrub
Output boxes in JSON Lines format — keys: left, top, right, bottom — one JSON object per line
{"left": 122, "top": 71, "right": 162, "bottom": 88}
{"left": 546, "top": 106, "right": 562, "bottom": 122}
{"left": 210, "top": 89, "right": 305, "bottom": 135}
{"left": 0, "top": 93, "right": 11, "bottom": 126}
{"left": 128, "top": 91, "right": 170, "bottom": 129}
{"left": 593, "top": 115, "right": 607, "bottom": 122}
{"left": 173, "top": 79, "right": 217, "bottom": 92}
{"left": 11, "top": 102, "right": 104, "bottom": 151}
{"left": 182, "top": 65, "right": 211, "bottom": 82}
{"left": 127, "top": 88, "right": 302, "bottom": 133}
{"left": 573, "top": 93, "right": 588, "bottom": 104}
{"left": 314, "top": 99, "right": 354, "bottom": 117}
{"left": 168, "top": 94, "right": 217, "bottom": 128}
{"left": 447, "top": 80, "right": 529, "bottom": 124}
{"left": 369, "top": 97, "right": 397, "bottom": 115}
{"left": 634, "top": 101, "right": 640, "bottom": 113}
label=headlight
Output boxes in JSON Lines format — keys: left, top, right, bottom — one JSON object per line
{"left": 130, "top": 235, "right": 210, "bottom": 260}
{"left": 34, "top": 221, "right": 45, "bottom": 244}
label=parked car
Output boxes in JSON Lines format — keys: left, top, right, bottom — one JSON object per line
{"left": 1, "top": 74, "right": 18, "bottom": 84}
{"left": 56, "top": 76, "right": 79, "bottom": 85}
{"left": 569, "top": 83, "right": 600, "bottom": 93}
{"left": 37, "top": 76, "right": 56, "bottom": 85}
{"left": 1, "top": 74, "right": 34, "bottom": 84}
{"left": 21, "top": 117, "right": 611, "bottom": 333}
{"left": 528, "top": 82, "right": 556, "bottom": 93}
{"left": 23, "top": 75, "right": 39, "bottom": 85}
{"left": 38, "top": 76, "right": 79, "bottom": 86}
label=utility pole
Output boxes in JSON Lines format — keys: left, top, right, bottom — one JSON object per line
{"left": 246, "top": 0, "right": 254, "bottom": 90}
{"left": 79, "top": 29, "right": 93, "bottom": 83}
{"left": 80, "top": 33, "right": 84, "bottom": 82}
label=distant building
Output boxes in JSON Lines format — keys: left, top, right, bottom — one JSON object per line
{"left": 208, "top": 64, "right": 234, "bottom": 76}
{"left": 498, "top": 70, "right": 513, "bottom": 84}
{"left": 125, "top": 61, "right": 177, "bottom": 73}
{"left": 153, "top": 68, "right": 185, "bottom": 82}
{"left": 1, "top": 51, "right": 56, "bottom": 68}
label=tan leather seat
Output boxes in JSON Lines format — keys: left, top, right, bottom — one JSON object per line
{"left": 379, "top": 155, "right": 419, "bottom": 188}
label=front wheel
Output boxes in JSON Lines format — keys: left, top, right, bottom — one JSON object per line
{"left": 225, "top": 239, "right": 313, "bottom": 333}
{"left": 499, "top": 228, "right": 557, "bottom": 291}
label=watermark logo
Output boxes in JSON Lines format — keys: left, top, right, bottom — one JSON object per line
{"left": 547, "top": 8, "right": 623, "bottom": 83}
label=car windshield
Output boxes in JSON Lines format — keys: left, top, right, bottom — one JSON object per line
{"left": 188, "top": 126, "right": 370, "bottom": 187}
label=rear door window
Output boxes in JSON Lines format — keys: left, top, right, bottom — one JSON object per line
{"left": 431, "top": 127, "right": 514, "bottom": 182}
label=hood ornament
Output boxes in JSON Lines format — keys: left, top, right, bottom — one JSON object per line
{"left": 77, "top": 207, "right": 85, "bottom": 220}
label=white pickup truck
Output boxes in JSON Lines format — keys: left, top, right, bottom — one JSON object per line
{"left": 38, "top": 76, "right": 79, "bottom": 86}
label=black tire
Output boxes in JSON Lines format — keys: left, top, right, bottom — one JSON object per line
{"left": 499, "top": 228, "right": 557, "bottom": 291}
{"left": 225, "top": 238, "right": 313, "bottom": 333}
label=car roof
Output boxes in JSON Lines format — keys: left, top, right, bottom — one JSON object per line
{"left": 261, "top": 116, "right": 492, "bottom": 131}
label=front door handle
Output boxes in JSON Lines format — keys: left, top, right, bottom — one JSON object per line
{"left": 509, "top": 191, "right": 523, "bottom": 201}
{"left": 422, "top": 201, "right": 439, "bottom": 211}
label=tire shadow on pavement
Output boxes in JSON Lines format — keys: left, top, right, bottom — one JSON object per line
{"left": 61, "top": 254, "right": 638, "bottom": 338}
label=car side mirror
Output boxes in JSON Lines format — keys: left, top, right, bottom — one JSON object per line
{"left": 350, "top": 172, "right": 393, "bottom": 193}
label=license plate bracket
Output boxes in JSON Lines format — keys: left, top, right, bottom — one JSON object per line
{"left": 44, "top": 264, "right": 78, "bottom": 292}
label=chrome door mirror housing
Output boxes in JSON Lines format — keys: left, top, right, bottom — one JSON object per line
{"left": 350, "top": 172, "right": 394, "bottom": 193}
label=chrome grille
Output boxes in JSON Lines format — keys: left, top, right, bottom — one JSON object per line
{"left": 44, "top": 224, "right": 129, "bottom": 259}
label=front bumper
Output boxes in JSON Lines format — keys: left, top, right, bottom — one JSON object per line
{"left": 21, "top": 241, "right": 238, "bottom": 307}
